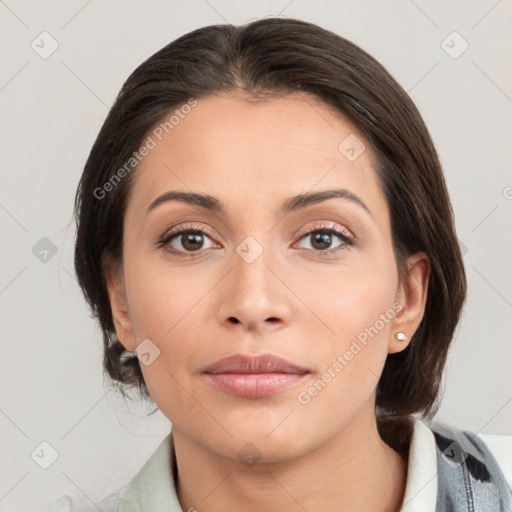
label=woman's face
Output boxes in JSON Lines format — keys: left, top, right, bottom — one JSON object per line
{"left": 107, "top": 92, "right": 426, "bottom": 462}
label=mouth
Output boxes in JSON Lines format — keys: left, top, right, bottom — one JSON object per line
{"left": 203, "top": 353, "right": 310, "bottom": 398}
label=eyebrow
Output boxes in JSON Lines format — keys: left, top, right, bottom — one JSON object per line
{"left": 146, "top": 188, "right": 371, "bottom": 218}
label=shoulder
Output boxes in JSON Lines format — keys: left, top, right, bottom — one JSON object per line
{"left": 420, "top": 416, "right": 512, "bottom": 512}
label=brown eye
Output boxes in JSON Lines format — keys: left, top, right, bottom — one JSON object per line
{"left": 165, "top": 230, "right": 215, "bottom": 253}
{"left": 297, "top": 226, "right": 353, "bottom": 255}
{"left": 310, "top": 231, "right": 334, "bottom": 251}
{"left": 156, "top": 225, "right": 220, "bottom": 257}
{"left": 179, "top": 231, "right": 207, "bottom": 251}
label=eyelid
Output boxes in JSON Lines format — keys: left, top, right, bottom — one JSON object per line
{"left": 295, "top": 220, "right": 353, "bottom": 240}
{"left": 161, "top": 222, "right": 218, "bottom": 241}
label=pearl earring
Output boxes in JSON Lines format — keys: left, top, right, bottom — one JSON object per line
{"left": 395, "top": 332, "right": 407, "bottom": 341}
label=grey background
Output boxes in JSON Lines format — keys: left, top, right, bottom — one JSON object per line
{"left": 1, "top": 1, "right": 511, "bottom": 510}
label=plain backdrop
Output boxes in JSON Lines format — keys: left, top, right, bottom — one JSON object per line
{"left": 1, "top": 1, "right": 511, "bottom": 511}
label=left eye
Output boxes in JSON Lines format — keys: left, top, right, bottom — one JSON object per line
{"left": 297, "top": 228, "right": 352, "bottom": 253}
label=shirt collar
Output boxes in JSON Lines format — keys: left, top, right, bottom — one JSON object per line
{"left": 399, "top": 415, "right": 438, "bottom": 511}
{"left": 118, "top": 430, "right": 181, "bottom": 511}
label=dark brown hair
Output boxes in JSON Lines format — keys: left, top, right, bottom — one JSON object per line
{"left": 73, "top": 17, "right": 466, "bottom": 417}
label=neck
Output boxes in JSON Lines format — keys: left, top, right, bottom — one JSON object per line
{"left": 172, "top": 407, "right": 409, "bottom": 512}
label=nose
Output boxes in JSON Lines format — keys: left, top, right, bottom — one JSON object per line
{"left": 215, "top": 239, "right": 293, "bottom": 335}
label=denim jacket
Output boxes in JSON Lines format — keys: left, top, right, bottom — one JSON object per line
{"left": 424, "top": 417, "right": 511, "bottom": 511}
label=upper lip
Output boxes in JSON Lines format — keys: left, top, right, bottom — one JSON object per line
{"left": 203, "top": 354, "right": 309, "bottom": 374}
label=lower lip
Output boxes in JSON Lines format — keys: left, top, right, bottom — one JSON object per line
{"left": 204, "top": 372, "right": 308, "bottom": 398}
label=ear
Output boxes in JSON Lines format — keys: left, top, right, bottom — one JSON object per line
{"left": 104, "top": 263, "right": 137, "bottom": 352}
{"left": 389, "top": 252, "right": 430, "bottom": 354}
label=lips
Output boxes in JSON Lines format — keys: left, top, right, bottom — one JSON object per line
{"left": 203, "top": 354, "right": 309, "bottom": 398}
{"left": 203, "top": 353, "right": 309, "bottom": 375}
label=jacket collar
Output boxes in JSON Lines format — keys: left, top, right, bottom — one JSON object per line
{"left": 425, "top": 417, "right": 511, "bottom": 511}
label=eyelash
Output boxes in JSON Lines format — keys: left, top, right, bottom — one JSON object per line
{"left": 155, "top": 221, "right": 354, "bottom": 258}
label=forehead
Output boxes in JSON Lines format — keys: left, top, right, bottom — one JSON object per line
{"left": 125, "top": 92, "right": 388, "bottom": 226}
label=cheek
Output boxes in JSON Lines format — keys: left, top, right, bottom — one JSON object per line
{"left": 122, "top": 253, "right": 210, "bottom": 404}
{"left": 296, "top": 250, "right": 398, "bottom": 397}
{"left": 124, "top": 248, "right": 198, "bottom": 341}
{"left": 300, "top": 246, "right": 398, "bottom": 345}
{"left": 294, "top": 285, "right": 395, "bottom": 424}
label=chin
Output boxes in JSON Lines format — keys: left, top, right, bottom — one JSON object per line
{"left": 221, "top": 420, "right": 311, "bottom": 460}
{"left": 221, "top": 436, "right": 310, "bottom": 466}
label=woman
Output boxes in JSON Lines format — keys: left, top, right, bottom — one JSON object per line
{"left": 73, "top": 17, "right": 511, "bottom": 511}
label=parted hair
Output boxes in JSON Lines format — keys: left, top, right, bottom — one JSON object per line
{"left": 73, "top": 17, "right": 466, "bottom": 417}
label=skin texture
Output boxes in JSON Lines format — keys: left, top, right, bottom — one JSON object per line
{"left": 106, "top": 92, "right": 430, "bottom": 512}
